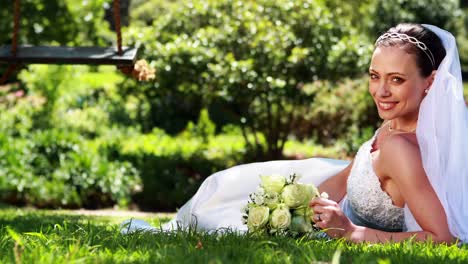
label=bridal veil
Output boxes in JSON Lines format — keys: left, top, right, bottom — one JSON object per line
{"left": 414, "top": 24, "right": 468, "bottom": 242}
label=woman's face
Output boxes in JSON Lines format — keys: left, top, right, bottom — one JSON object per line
{"left": 368, "top": 46, "right": 432, "bottom": 122}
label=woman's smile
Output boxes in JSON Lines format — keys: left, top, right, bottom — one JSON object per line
{"left": 377, "top": 101, "right": 398, "bottom": 111}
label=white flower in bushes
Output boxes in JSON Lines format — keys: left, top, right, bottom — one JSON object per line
{"left": 269, "top": 204, "right": 291, "bottom": 230}
{"left": 260, "top": 174, "right": 286, "bottom": 194}
{"left": 247, "top": 206, "right": 270, "bottom": 230}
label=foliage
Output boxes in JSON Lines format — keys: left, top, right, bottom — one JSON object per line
{"left": 184, "top": 108, "right": 216, "bottom": 143}
{"left": 0, "top": 66, "right": 141, "bottom": 208}
{"left": 459, "top": 8, "right": 468, "bottom": 72}
{"left": 303, "top": 76, "right": 380, "bottom": 154}
{"left": 125, "top": 0, "right": 373, "bottom": 159}
{"left": 318, "top": 0, "right": 468, "bottom": 72}
{"left": 2, "top": 0, "right": 465, "bottom": 211}
{"left": 18, "top": 65, "right": 133, "bottom": 134}
{"left": 0, "top": 0, "right": 113, "bottom": 46}
{"left": 129, "top": 0, "right": 176, "bottom": 26}
{"left": 0, "top": 124, "right": 140, "bottom": 209}
{"left": 119, "top": 124, "right": 247, "bottom": 210}
{"left": 362, "top": 0, "right": 463, "bottom": 37}
{"left": 0, "top": 209, "right": 468, "bottom": 263}
{"left": 0, "top": 0, "right": 115, "bottom": 81}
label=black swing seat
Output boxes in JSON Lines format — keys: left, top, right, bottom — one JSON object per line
{"left": 0, "top": 45, "right": 138, "bottom": 65}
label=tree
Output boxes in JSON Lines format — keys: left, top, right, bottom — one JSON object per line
{"left": 125, "top": 0, "right": 372, "bottom": 159}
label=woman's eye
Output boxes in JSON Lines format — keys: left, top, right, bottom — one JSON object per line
{"left": 391, "top": 77, "right": 404, "bottom": 83}
{"left": 369, "top": 73, "right": 378, "bottom": 80}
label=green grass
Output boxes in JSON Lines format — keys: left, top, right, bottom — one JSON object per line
{"left": 1, "top": 208, "right": 467, "bottom": 263}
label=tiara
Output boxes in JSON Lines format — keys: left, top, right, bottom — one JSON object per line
{"left": 375, "top": 32, "right": 435, "bottom": 69}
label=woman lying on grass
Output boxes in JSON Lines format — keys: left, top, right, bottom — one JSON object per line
{"left": 124, "top": 24, "right": 467, "bottom": 244}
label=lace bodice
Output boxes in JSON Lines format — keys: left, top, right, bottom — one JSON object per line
{"left": 346, "top": 130, "right": 404, "bottom": 231}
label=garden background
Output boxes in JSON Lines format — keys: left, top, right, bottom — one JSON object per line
{"left": 0, "top": 0, "right": 467, "bottom": 213}
{"left": 1, "top": 1, "right": 468, "bottom": 263}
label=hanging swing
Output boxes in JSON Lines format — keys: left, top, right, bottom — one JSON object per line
{"left": 0, "top": 0, "right": 155, "bottom": 84}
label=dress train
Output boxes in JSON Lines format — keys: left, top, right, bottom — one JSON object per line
{"left": 121, "top": 158, "right": 349, "bottom": 233}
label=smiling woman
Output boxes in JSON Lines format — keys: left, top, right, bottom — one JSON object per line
{"left": 368, "top": 46, "right": 432, "bottom": 128}
{"left": 123, "top": 23, "right": 468, "bottom": 245}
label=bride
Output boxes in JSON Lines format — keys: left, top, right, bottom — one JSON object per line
{"left": 123, "top": 24, "right": 467, "bottom": 244}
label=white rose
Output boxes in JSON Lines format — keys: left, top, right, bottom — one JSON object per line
{"left": 281, "top": 184, "right": 311, "bottom": 208}
{"left": 260, "top": 174, "right": 286, "bottom": 194}
{"left": 247, "top": 206, "right": 270, "bottom": 230}
{"left": 269, "top": 204, "right": 291, "bottom": 230}
{"left": 306, "top": 184, "right": 319, "bottom": 199}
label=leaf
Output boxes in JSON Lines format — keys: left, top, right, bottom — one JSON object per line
{"left": 6, "top": 227, "right": 24, "bottom": 247}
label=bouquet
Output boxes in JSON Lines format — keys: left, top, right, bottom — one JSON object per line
{"left": 241, "top": 173, "right": 327, "bottom": 235}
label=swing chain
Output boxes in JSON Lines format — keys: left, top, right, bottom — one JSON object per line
{"left": 12, "top": 0, "right": 20, "bottom": 56}
{"left": 0, "top": 0, "right": 21, "bottom": 85}
{"left": 113, "top": 0, "right": 123, "bottom": 55}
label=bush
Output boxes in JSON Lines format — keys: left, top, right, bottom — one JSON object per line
{"left": 125, "top": 0, "right": 373, "bottom": 160}
{"left": 291, "top": 76, "right": 380, "bottom": 154}
{"left": 0, "top": 0, "right": 114, "bottom": 82}
{"left": 0, "top": 128, "right": 140, "bottom": 208}
{"left": 363, "top": 0, "right": 463, "bottom": 36}
{"left": 119, "top": 122, "right": 247, "bottom": 210}
{"left": 0, "top": 66, "right": 141, "bottom": 208}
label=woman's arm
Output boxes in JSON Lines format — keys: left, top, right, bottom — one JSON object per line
{"left": 318, "top": 160, "right": 354, "bottom": 203}
{"left": 310, "top": 135, "right": 454, "bottom": 243}
{"left": 310, "top": 197, "right": 449, "bottom": 243}
{"left": 374, "top": 134, "right": 453, "bottom": 243}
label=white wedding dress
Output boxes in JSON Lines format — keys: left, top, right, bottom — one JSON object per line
{"left": 122, "top": 25, "right": 468, "bottom": 243}
{"left": 122, "top": 129, "right": 422, "bottom": 234}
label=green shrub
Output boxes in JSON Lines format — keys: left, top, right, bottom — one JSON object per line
{"left": 0, "top": 0, "right": 114, "bottom": 82}
{"left": 119, "top": 121, "right": 246, "bottom": 210}
{"left": 18, "top": 65, "right": 132, "bottom": 135}
{"left": 184, "top": 108, "right": 216, "bottom": 143}
{"left": 363, "top": 0, "right": 463, "bottom": 36}
{"left": 125, "top": 0, "right": 373, "bottom": 159}
{"left": 292, "top": 76, "right": 380, "bottom": 154}
{"left": 0, "top": 128, "right": 141, "bottom": 208}
{"left": 0, "top": 65, "right": 141, "bottom": 208}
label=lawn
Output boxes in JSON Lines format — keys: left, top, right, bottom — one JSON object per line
{"left": 0, "top": 207, "right": 467, "bottom": 263}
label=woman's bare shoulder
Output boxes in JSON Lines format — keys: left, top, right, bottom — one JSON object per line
{"left": 382, "top": 132, "right": 419, "bottom": 153}
{"left": 378, "top": 132, "right": 424, "bottom": 180}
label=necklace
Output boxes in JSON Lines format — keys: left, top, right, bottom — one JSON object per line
{"left": 387, "top": 121, "right": 417, "bottom": 133}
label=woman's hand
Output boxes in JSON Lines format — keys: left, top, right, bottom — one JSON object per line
{"left": 309, "top": 197, "right": 356, "bottom": 239}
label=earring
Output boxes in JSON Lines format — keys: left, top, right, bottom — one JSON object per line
{"left": 424, "top": 89, "right": 429, "bottom": 94}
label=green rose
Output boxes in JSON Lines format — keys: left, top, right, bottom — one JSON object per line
{"left": 293, "top": 206, "right": 313, "bottom": 218}
{"left": 306, "top": 184, "right": 319, "bottom": 199}
{"left": 281, "top": 184, "right": 311, "bottom": 208}
{"left": 269, "top": 204, "right": 291, "bottom": 230}
{"left": 247, "top": 206, "right": 270, "bottom": 230}
{"left": 264, "top": 192, "right": 280, "bottom": 210}
{"left": 260, "top": 174, "right": 286, "bottom": 194}
{"left": 290, "top": 215, "right": 313, "bottom": 233}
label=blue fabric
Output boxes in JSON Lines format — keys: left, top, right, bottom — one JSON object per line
{"left": 341, "top": 198, "right": 404, "bottom": 232}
